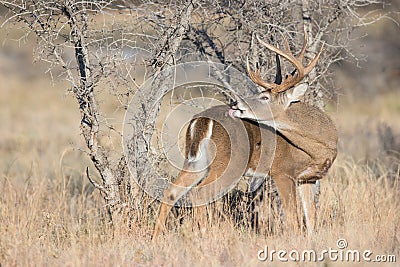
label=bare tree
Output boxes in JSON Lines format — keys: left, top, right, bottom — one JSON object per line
{"left": 0, "top": 0, "right": 390, "bottom": 225}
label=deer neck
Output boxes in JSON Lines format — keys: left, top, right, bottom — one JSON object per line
{"left": 268, "top": 105, "right": 336, "bottom": 160}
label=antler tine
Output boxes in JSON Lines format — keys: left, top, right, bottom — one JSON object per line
{"left": 256, "top": 34, "right": 299, "bottom": 68}
{"left": 304, "top": 42, "right": 324, "bottom": 74}
{"left": 281, "top": 34, "right": 291, "bottom": 53}
{"left": 246, "top": 57, "right": 275, "bottom": 90}
{"left": 298, "top": 27, "right": 308, "bottom": 62}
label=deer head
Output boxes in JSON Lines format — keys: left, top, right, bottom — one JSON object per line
{"left": 230, "top": 28, "right": 324, "bottom": 129}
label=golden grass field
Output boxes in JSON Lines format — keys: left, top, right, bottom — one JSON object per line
{"left": 1, "top": 19, "right": 399, "bottom": 267}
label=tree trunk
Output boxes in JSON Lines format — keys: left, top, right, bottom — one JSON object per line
{"left": 125, "top": 1, "right": 197, "bottom": 202}
{"left": 64, "top": 4, "right": 122, "bottom": 220}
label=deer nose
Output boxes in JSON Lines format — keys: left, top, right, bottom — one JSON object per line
{"left": 229, "top": 99, "right": 238, "bottom": 107}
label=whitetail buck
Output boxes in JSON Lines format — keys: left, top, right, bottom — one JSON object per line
{"left": 153, "top": 30, "right": 338, "bottom": 239}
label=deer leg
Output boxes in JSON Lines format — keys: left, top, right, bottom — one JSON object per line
{"left": 298, "top": 180, "right": 320, "bottom": 235}
{"left": 187, "top": 163, "right": 226, "bottom": 233}
{"left": 273, "top": 175, "right": 299, "bottom": 231}
{"left": 296, "top": 160, "right": 330, "bottom": 235}
{"left": 152, "top": 169, "right": 207, "bottom": 241}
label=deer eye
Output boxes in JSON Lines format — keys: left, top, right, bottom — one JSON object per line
{"left": 259, "top": 95, "right": 269, "bottom": 101}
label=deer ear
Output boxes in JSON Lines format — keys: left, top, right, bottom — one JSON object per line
{"left": 285, "top": 83, "right": 308, "bottom": 108}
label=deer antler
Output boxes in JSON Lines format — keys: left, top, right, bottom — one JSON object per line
{"left": 247, "top": 28, "right": 324, "bottom": 94}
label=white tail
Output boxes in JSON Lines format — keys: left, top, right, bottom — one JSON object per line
{"left": 153, "top": 30, "right": 338, "bottom": 240}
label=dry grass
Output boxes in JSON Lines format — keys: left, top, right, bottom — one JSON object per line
{"left": 1, "top": 33, "right": 400, "bottom": 267}
{"left": 1, "top": 150, "right": 399, "bottom": 266}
